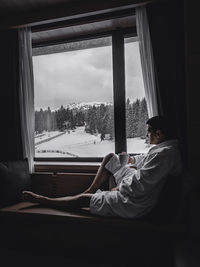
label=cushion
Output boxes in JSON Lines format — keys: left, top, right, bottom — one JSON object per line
{"left": 0, "top": 158, "right": 31, "bottom": 208}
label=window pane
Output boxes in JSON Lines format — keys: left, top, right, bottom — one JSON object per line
{"left": 125, "top": 38, "right": 150, "bottom": 153}
{"left": 33, "top": 37, "right": 114, "bottom": 158}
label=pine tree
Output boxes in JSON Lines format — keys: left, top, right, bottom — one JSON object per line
{"left": 140, "top": 98, "right": 149, "bottom": 138}
{"left": 85, "top": 106, "right": 96, "bottom": 134}
{"left": 131, "top": 99, "right": 140, "bottom": 137}
{"left": 96, "top": 104, "right": 106, "bottom": 134}
{"left": 37, "top": 108, "right": 45, "bottom": 133}
{"left": 56, "top": 105, "right": 67, "bottom": 131}
{"left": 106, "top": 105, "right": 114, "bottom": 140}
{"left": 46, "top": 106, "right": 51, "bottom": 132}
{"left": 35, "top": 111, "right": 39, "bottom": 134}
{"left": 51, "top": 111, "right": 57, "bottom": 131}
{"left": 126, "top": 98, "right": 134, "bottom": 138}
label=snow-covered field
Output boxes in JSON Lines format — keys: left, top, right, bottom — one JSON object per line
{"left": 35, "top": 131, "right": 62, "bottom": 142}
{"left": 35, "top": 126, "right": 151, "bottom": 157}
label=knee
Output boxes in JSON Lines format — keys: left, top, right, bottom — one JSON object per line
{"left": 104, "top": 153, "right": 115, "bottom": 162}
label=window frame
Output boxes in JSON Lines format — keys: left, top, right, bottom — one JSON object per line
{"left": 32, "top": 25, "right": 139, "bottom": 163}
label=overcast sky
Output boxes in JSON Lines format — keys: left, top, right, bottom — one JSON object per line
{"left": 33, "top": 41, "right": 145, "bottom": 110}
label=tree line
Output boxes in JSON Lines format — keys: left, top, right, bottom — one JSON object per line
{"left": 35, "top": 98, "right": 148, "bottom": 140}
{"left": 126, "top": 98, "right": 149, "bottom": 139}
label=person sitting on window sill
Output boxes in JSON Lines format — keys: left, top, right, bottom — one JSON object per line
{"left": 22, "top": 116, "right": 182, "bottom": 219}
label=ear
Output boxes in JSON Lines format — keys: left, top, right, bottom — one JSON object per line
{"left": 155, "top": 130, "right": 162, "bottom": 136}
{"left": 156, "top": 130, "right": 165, "bottom": 139}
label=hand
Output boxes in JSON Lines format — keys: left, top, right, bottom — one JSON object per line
{"left": 119, "top": 152, "right": 135, "bottom": 164}
{"left": 128, "top": 156, "right": 136, "bottom": 164}
{"left": 111, "top": 186, "right": 119, "bottom": 191}
{"left": 120, "top": 152, "right": 127, "bottom": 155}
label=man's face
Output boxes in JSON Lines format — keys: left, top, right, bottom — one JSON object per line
{"left": 146, "top": 124, "right": 159, "bottom": 145}
{"left": 146, "top": 124, "right": 165, "bottom": 144}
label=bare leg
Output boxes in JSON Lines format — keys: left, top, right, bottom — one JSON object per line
{"left": 21, "top": 152, "right": 115, "bottom": 209}
{"left": 84, "top": 153, "right": 114, "bottom": 193}
{"left": 22, "top": 191, "right": 92, "bottom": 209}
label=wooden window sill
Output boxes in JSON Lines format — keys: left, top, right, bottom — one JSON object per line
{"left": 0, "top": 202, "right": 151, "bottom": 229}
{"left": 34, "top": 162, "right": 101, "bottom": 173}
{"left": 0, "top": 202, "right": 187, "bottom": 233}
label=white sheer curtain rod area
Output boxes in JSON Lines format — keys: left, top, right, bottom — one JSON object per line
{"left": 18, "top": 27, "right": 35, "bottom": 172}
{"left": 136, "top": 6, "right": 158, "bottom": 117}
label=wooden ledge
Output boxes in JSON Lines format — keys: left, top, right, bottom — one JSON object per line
{"left": 0, "top": 202, "right": 187, "bottom": 234}
{"left": 0, "top": 202, "right": 155, "bottom": 230}
{"left": 34, "top": 162, "right": 101, "bottom": 173}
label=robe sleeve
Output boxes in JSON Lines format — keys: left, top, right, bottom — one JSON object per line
{"left": 120, "top": 151, "right": 171, "bottom": 198}
{"left": 133, "top": 153, "right": 147, "bottom": 169}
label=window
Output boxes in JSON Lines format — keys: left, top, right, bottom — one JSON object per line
{"left": 124, "top": 38, "right": 149, "bottom": 154}
{"left": 33, "top": 21, "right": 150, "bottom": 161}
{"left": 34, "top": 37, "right": 114, "bottom": 159}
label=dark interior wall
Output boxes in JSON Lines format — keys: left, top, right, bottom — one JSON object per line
{"left": 184, "top": 0, "right": 200, "bottom": 182}
{"left": 0, "top": 30, "right": 23, "bottom": 161}
{"left": 0, "top": 0, "right": 149, "bottom": 29}
{"left": 183, "top": 0, "right": 200, "bottom": 239}
{"left": 147, "top": 0, "right": 187, "bottom": 163}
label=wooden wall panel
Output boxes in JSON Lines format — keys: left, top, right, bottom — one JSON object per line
{"left": 31, "top": 172, "right": 95, "bottom": 197}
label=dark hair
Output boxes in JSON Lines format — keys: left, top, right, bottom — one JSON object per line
{"left": 146, "top": 116, "right": 177, "bottom": 139}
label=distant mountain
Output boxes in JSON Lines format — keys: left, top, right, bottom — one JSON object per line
{"left": 66, "top": 101, "right": 113, "bottom": 110}
{"left": 35, "top": 102, "right": 113, "bottom": 112}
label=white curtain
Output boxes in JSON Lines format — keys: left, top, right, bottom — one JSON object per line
{"left": 18, "top": 27, "right": 34, "bottom": 173}
{"left": 136, "top": 6, "right": 159, "bottom": 117}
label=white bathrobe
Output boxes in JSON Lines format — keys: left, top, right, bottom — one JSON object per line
{"left": 89, "top": 139, "right": 182, "bottom": 218}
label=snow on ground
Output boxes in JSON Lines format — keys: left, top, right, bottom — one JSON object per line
{"left": 35, "top": 131, "right": 62, "bottom": 142}
{"left": 35, "top": 126, "right": 151, "bottom": 157}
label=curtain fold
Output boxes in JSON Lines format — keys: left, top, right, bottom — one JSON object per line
{"left": 18, "top": 28, "right": 34, "bottom": 172}
{"left": 136, "top": 6, "right": 159, "bottom": 118}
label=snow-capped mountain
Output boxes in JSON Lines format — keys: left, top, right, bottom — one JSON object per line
{"left": 66, "top": 101, "right": 112, "bottom": 110}
{"left": 36, "top": 102, "right": 113, "bottom": 112}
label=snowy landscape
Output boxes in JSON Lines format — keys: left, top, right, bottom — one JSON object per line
{"left": 34, "top": 99, "right": 150, "bottom": 158}
{"left": 35, "top": 126, "right": 151, "bottom": 158}
{"left": 33, "top": 40, "right": 149, "bottom": 158}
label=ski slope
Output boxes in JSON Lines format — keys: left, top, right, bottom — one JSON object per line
{"left": 35, "top": 126, "right": 151, "bottom": 157}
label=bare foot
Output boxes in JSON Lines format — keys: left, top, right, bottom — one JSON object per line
{"left": 22, "top": 191, "right": 48, "bottom": 204}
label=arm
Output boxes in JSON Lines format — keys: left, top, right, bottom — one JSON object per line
{"left": 111, "top": 186, "right": 119, "bottom": 191}
{"left": 128, "top": 156, "right": 136, "bottom": 164}
{"left": 120, "top": 152, "right": 170, "bottom": 198}
{"left": 132, "top": 154, "right": 147, "bottom": 169}
{"left": 119, "top": 152, "right": 146, "bottom": 168}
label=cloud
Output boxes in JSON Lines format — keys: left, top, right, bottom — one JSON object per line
{"left": 86, "top": 46, "right": 112, "bottom": 71}
{"left": 125, "top": 41, "right": 143, "bottom": 77}
{"left": 33, "top": 41, "right": 145, "bottom": 110}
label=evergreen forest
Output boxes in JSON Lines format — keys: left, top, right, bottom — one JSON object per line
{"left": 35, "top": 98, "right": 148, "bottom": 140}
